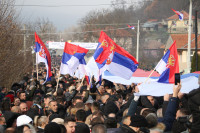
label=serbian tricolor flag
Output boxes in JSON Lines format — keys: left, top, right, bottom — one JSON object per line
{"left": 90, "top": 31, "right": 138, "bottom": 80}
{"left": 34, "top": 32, "right": 52, "bottom": 83}
{"left": 155, "top": 41, "right": 179, "bottom": 83}
{"left": 127, "top": 24, "right": 135, "bottom": 30}
{"left": 171, "top": 8, "right": 183, "bottom": 21}
{"left": 60, "top": 42, "right": 88, "bottom": 76}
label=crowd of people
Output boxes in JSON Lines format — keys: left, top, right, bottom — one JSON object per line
{"left": 0, "top": 65, "right": 199, "bottom": 133}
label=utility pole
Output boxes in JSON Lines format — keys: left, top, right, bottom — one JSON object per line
{"left": 23, "top": 25, "right": 26, "bottom": 58}
{"left": 187, "top": 0, "right": 192, "bottom": 73}
{"left": 136, "top": 20, "right": 140, "bottom": 62}
{"left": 195, "top": 10, "right": 198, "bottom": 71}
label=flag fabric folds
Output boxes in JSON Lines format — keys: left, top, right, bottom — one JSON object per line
{"left": 91, "top": 31, "right": 138, "bottom": 80}
{"left": 171, "top": 8, "right": 184, "bottom": 21}
{"left": 155, "top": 41, "right": 179, "bottom": 83}
{"left": 34, "top": 32, "right": 52, "bottom": 83}
{"left": 127, "top": 24, "right": 135, "bottom": 30}
{"left": 60, "top": 42, "right": 88, "bottom": 76}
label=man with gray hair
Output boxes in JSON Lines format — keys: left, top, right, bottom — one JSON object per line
{"left": 92, "top": 124, "right": 107, "bottom": 133}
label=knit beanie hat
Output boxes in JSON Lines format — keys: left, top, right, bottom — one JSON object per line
{"left": 130, "top": 115, "right": 148, "bottom": 127}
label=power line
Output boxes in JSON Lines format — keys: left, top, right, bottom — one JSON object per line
{"left": 7, "top": 1, "right": 153, "bottom": 7}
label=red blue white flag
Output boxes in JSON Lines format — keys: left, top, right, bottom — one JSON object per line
{"left": 34, "top": 32, "right": 52, "bottom": 83}
{"left": 92, "top": 31, "right": 138, "bottom": 80}
{"left": 155, "top": 41, "right": 179, "bottom": 83}
{"left": 171, "top": 8, "right": 184, "bottom": 21}
{"left": 127, "top": 24, "right": 135, "bottom": 30}
{"left": 60, "top": 42, "right": 88, "bottom": 76}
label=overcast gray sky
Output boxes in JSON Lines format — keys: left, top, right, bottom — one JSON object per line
{"left": 15, "top": 0, "right": 114, "bottom": 31}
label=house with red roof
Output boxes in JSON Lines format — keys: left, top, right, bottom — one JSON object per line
{"left": 167, "top": 10, "right": 200, "bottom": 33}
{"left": 165, "top": 34, "right": 200, "bottom": 72}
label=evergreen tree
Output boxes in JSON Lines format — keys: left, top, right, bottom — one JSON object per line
{"left": 191, "top": 52, "right": 200, "bottom": 72}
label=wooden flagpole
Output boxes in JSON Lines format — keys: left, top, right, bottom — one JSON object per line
{"left": 36, "top": 54, "right": 39, "bottom": 81}
{"left": 144, "top": 68, "right": 156, "bottom": 83}
{"left": 55, "top": 70, "right": 61, "bottom": 92}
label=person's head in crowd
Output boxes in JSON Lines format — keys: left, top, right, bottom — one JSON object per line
{"left": 52, "top": 118, "right": 64, "bottom": 125}
{"left": 176, "top": 108, "right": 190, "bottom": 119}
{"left": 75, "top": 123, "right": 90, "bottom": 133}
{"left": 115, "top": 94, "right": 123, "bottom": 106}
{"left": 4, "top": 112, "right": 20, "bottom": 128}
{"left": 19, "top": 91, "right": 26, "bottom": 101}
{"left": 85, "top": 101, "right": 92, "bottom": 112}
{"left": 100, "top": 94, "right": 109, "bottom": 104}
{"left": 75, "top": 102, "right": 85, "bottom": 111}
{"left": 150, "top": 122, "right": 166, "bottom": 133}
{"left": 11, "top": 83, "right": 21, "bottom": 94}
{"left": 59, "top": 124, "right": 67, "bottom": 133}
{"left": 11, "top": 106, "right": 21, "bottom": 114}
{"left": 44, "top": 95, "right": 53, "bottom": 108}
{"left": 27, "top": 107, "right": 40, "bottom": 120}
{"left": 0, "top": 115, "right": 6, "bottom": 127}
{"left": 0, "top": 86, "right": 7, "bottom": 94}
{"left": 91, "top": 111, "right": 105, "bottom": 124}
{"left": 14, "top": 97, "right": 20, "bottom": 106}
{"left": 98, "top": 85, "right": 105, "bottom": 95}
{"left": 49, "top": 114, "right": 61, "bottom": 122}
{"left": 75, "top": 109, "right": 87, "bottom": 123}
{"left": 147, "top": 96, "right": 155, "bottom": 106}
{"left": 105, "top": 117, "right": 117, "bottom": 128}
{"left": 15, "top": 124, "right": 36, "bottom": 133}
{"left": 72, "top": 96, "right": 83, "bottom": 106}
{"left": 19, "top": 102, "right": 28, "bottom": 114}
{"left": 105, "top": 86, "right": 112, "bottom": 94}
{"left": 68, "top": 107, "right": 76, "bottom": 116}
{"left": 57, "top": 88, "right": 64, "bottom": 97}
{"left": 16, "top": 115, "right": 33, "bottom": 127}
{"left": 64, "top": 116, "right": 76, "bottom": 133}
{"left": 48, "top": 100, "right": 58, "bottom": 113}
{"left": 56, "top": 97, "right": 65, "bottom": 106}
{"left": 91, "top": 101, "right": 100, "bottom": 113}
{"left": 145, "top": 113, "right": 158, "bottom": 129}
{"left": 90, "top": 117, "right": 104, "bottom": 128}
{"left": 91, "top": 124, "right": 106, "bottom": 133}
{"left": 32, "top": 95, "right": 41, "bottom": 105}
{"left": 34, "top": 116, "right": 48, "bottom": 129}
{"left": 44, "top": 122, "right": 61, "bottom": 133}
{"left": 45, "top": 81, "right": 52, "bottom": 88}
{"left": 140, "top": 108, "right": 156, "bottom": 117}
{"left": 104, "top": 101, "right": 119, "bottom": 117}
{"left": 129, "top": 115, "right": 148, "bottom": 133}
{"left": 1, "top": 99, "right": 11, "bottom": 112}
{"left": 81, "top": 88, "right": 87, "bottom": 98}
{"left": 125, "top": 93, "right": 132, "bottom": 102}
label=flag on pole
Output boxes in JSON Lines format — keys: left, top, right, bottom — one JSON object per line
{"left": 60, "top": 42, "right": 88, "bottom": 76}
{"left": 34, "top": 32, "right": 52, "bottom": 83}
{"left": 155, "top": 41, "right": 179, "bottom": 83}
{"left": 127, "top": 24, "right": 135, "bottom": 30}
{"left": 171, "top": 8, "right": 184, "bottom": 21}
{"left": 91, "top": 31, "right": 138, "bottom": 80}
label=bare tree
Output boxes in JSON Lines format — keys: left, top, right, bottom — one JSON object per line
{"left": 0, "top": 0, "right": 33, "bottom": 88}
